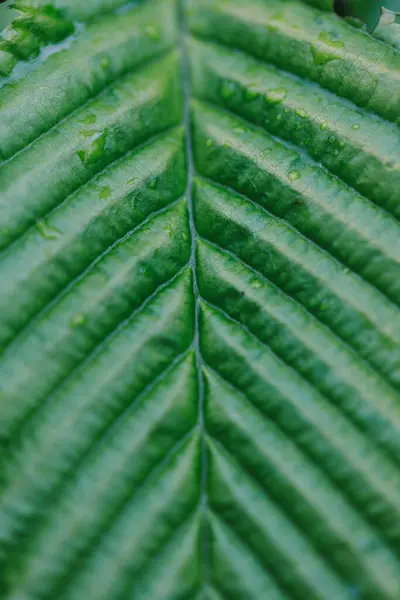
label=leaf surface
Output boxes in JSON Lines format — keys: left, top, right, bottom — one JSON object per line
{"left": 0, "top": 0, "right": 400, "bottom": 598}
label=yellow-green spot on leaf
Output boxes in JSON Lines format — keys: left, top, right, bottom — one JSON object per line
{"left": 265, "top": 87, "right": 287, "bottom": 104}
{"left": 206, "top": 138, "right": 213, "bottom": 147}
{"left": 36, "top": 220, "right": 61, "bottom": 240}
{"left": 320, "top": 122, "right": 328, "bottom": 130}
{"left": 233, "top": 127, "right": 245, "bottom": 134}
{"left": 352, "top": 123, "right": 361, "bottom": 130}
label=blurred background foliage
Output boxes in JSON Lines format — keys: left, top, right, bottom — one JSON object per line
{"left": 337, "top": 0, "right": 400, "bottom": 29}
{"left": 0, "top": 1, "right": 18, "bottom": 31}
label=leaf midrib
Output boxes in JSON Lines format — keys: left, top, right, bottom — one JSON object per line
{"left": 177, "top": 0, "right": 210, "bottom": 590}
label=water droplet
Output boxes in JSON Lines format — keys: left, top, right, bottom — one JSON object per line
{"left": 36, "top": 220, "right": 61, "bottom": 240}
{"left": 319, "top": 31, "right": 345, "bottom": 48}
{"left": 245, "top": 86, "right": 258, "bottom": 101}
{"left": 70, "top": 313, "right": 86, "bottom": 328}
{"left": 295, "top": 108, "right": 308, "bottom": 119}
{"left": 80, "top": 128, "right": 97, "bottom": 138}
{"left": 77, "top": 130, "right": 107, "bottom": 165}
{"left": 265, "top": 87, "right": 287, "bottom": 104}
{"left": 252, "top": 279, "right": 262, "bottom": 289}
{"left": 145, "top": 25, "right": 159, "bottom": 40}
{"left": 163, "top": 224, "right": 173, "bottom": 238}
{"left": 352, "top": 123, "right": 360, "bottom": 130}
{"left": 320, "top": 122, "right": 328, "bottom": 130}
{"left": 100, "top": 185, "right": 111, "bottom": 199}
{"left": 311, "top": 31, "right": 344, "bottom": 66}
{"left": 220, "top": 80, "right": 236, "bottom": 100}
{"left": 82, "top": 114, "right": 96, "bottom": 125}
{"left": 100, "top": 56, "right": 110, "bottom": 70}
{"left": 206, "top": 138, "right": 213, "bottom": 147}
{"left": 148, "top": 176, "right": 158, "bottom": 189}
{"left": 288, "top": 170, "right": 300, "bottom": 181}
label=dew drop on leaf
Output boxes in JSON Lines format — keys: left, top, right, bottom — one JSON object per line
{"left": 295, "top": 108, "right": 308, "bottom": 118}
{"left": 245, "top": 86, "right": 258, "bottom": 101}
{"left": 220, "top": 80, "right": 236, "bottom": 100}
{"left": 36, "top": 220, "right": 61, "bottom": 240}
{"left": 311, "top": 31, "right": 345, "bottom": 65}
{"left": 82, "top": 114, "right": 97, "bottom": 125}
{"left": 145, "top": 25, "right": 159, "bottom": 40}
{"left": 100, "top": 56, "right": 110, "bottom": 70}
{"left": 148, "top": 176, "right": 158, "bottom": 189}
{"left": 99, "top": 185, "right": 111, "bottom": 199}
{"left": 70, "top": 313, "right": 86, "bottom": 328}
{"left": 251, "top": 279, "right": 262, "bottom": 289}
{"left": 163, "top": 224, "right": 174, "bottom": 238}
{"left": 265, "top": 87, "right": 287, "bottom": 104}
{"left": 288, "top": 170, "right": 301, "bottom": 181}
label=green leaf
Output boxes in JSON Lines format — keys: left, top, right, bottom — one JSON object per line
{"left": 0, "top": 0, "right": 400, "bottom": 598}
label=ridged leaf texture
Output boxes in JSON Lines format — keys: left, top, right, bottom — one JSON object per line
{"left": 0, "top": 0, "right": 400, "bottom": 598}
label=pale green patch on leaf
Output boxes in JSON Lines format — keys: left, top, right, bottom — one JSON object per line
{"left": 0, "top": 0, "right": 400, "bottom": 599}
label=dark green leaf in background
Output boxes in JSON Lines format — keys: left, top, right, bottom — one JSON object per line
{"left": 0, "top": 0, "right": 400, "bottom": 598}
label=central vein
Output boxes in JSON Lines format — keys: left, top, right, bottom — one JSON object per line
{"left": 178, "top": 0, "right": 209, "bottom": 593}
